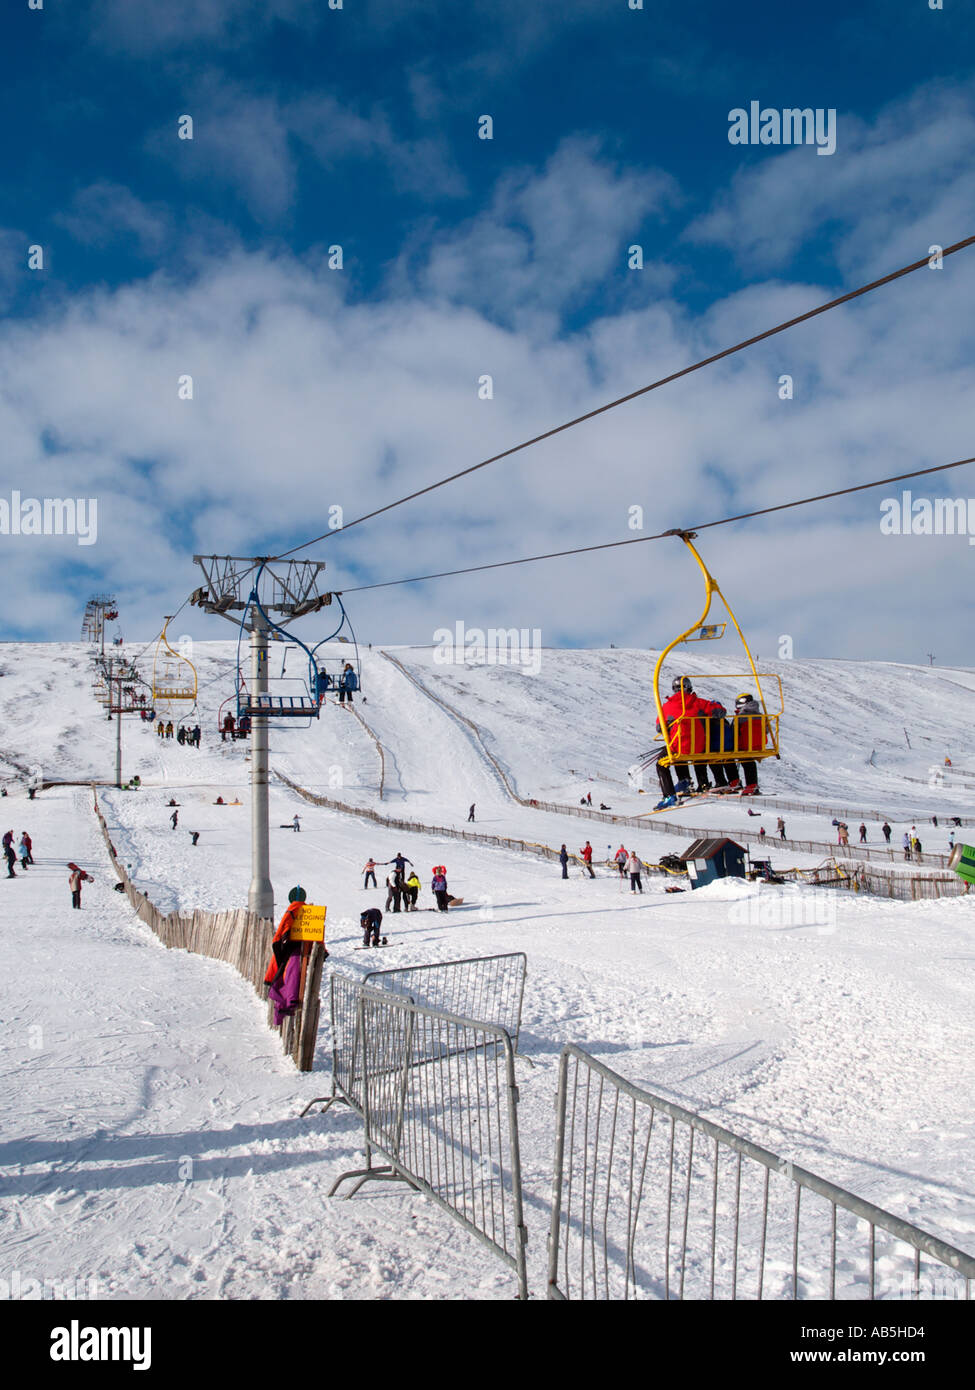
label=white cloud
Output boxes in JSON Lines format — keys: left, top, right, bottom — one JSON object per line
{"left": 56, "top": 183, "right": 171, "bottom": 258}
{"left": 687, "top": 82, "right": 975, "bottom": 277}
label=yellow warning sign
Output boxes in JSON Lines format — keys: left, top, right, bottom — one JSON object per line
{"left": 290, "top": 904, "right": 327, "bottom": 942}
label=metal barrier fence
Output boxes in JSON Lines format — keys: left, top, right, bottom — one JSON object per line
{"left": 364, "top": 952, "right": 527, "bottom": 1050}
{"left": 327, "top": 986, "right": 529, "bottom": 1299}
{"left": 302, "top": 952, "right": 528, "bottom": 1116}
{"left": 548, "top": 1046, "right": 975, "bottom": 1301}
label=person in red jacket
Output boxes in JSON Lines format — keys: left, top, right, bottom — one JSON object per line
{"left": 579, "top": 841, "right": 595, "bottom": 878}
{"left": 657, "top": 677, "right": 727, "bottom": 794}
{"left": 732, "top": 693, "right": 767, "bottom": 791}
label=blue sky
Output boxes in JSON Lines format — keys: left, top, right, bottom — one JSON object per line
{"left": 2, "top": 0, "right": 975, "bottom": 660}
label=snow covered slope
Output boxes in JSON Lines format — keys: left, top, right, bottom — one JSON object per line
{"left": 0, "top": 639, "right": 973, "bottom": 1299}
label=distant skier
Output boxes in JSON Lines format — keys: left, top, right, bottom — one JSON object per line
{"left": 776, "top": 817, "right": 785, "bottom": 839}
{"left": 932, "top": 815, "right": 938, "bottom": 828}
{"left": 559, "top": 845, "right": 569, "bottom": 879}
{"left": 292, "top": 815, "right": 301, "bottom": 833}
{"left": 170, "top": 810, "right": 178, "bottom": 829}
{"left": 361, "top": 907, "right": 383, "bottom": 947}
{"left": 913, "top": 836, "right": 923, "bottom": 862}
{"left": 190, "top": 831, "right": 200, "bottom": 846}
{"left": 157, "top": 721, "right": 165, "bottom": 738}
{"left": 20, "top": 831, "right": 33, "bottom": 865}
{"left": 859, "top": 823, "right": 867, "bottom": 843}
{"left": 948, "top": 831, "right": 956, "bottom": 850}
{"left": 759, "top": 826, "right": 766, "bottom": 839}
{"left": 586, "top": 792, "right": 592, "bottom": 806}
{"left": 580, "top": 842, "right": 595, "bottom": 879}
{"left": 165, "top": 722, "right": 174, "bottom": 739}
{"left": 17, "top": 835, "right": 30, "bottom": 870}
{"left": 468, "top": 804, "right": 475, "bottom": 822}
{"left": 614, "top": 845, "right": 628, "bottom": 877}
{"left": 68, "top": 863, "right": 93, "bottom": 908}
{"left": 902, "top": 832, "right": 911, "bottom": 861}
{"left": 362, "top": 858, "right": 378, "bottom": 889}
{"left": 432, "top": 866, "right": 450, "bottom": 912}
{"left": 4, "top": 841, "right": 16, "bottom": 878}
{"left": 882, "top": 822, "right": 892, "bottom": 843}
{"left": 627, "top": 851, "right": 643, "bottom": 894}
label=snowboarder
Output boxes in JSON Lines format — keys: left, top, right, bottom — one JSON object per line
{"left": 170, "top": 810, "right": 178, "bottom": 829}
{"left": 882, "top": 822, "right": 891, "bottom": 843}
{"left": 362, "top": 858, "right": 378, "bottom": 889}
{"left": 190, "top": 831, "right": 200, "bottom": 846}
{"left": 292, "top": 815, "right": 301, "bottom": 833}
{"left": 20, "top": 831, "right": 33, "bottom": 865}
{"left": 361, "top": 907, "right": 383, "bottom": 947}
{"left": 68, "top": 863, "right": 93, "bottom": 908}
{"left": 859, "top": 823, "right": 867, "bottom": 843}
{"left": 404, "top": 872, "right": 420, "bottom": 910}
{"left": 580, "top": 842, "right": 595, "bottom": 879}
{"left": 468, "top": 804, "right": 475, "bottom": 822}
{"left": 431, "top": 867, "right": 450, "bottom": 912}
{"left": 627, "top": 851, "right": 643, "bottom": 893}
{"left": 559, "top": 845, "right": 569, "bottom": 879}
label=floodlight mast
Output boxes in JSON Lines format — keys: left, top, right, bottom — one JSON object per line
{"left": 191, "top": 556, "right": 331, "bottom": 921}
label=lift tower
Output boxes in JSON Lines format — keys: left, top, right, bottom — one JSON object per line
{"left": 191, "top": 557, "right": 331, "bottom": 919}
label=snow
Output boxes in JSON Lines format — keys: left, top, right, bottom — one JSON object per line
{"left": 0, "top": 640, "right": 972, "bottom": 1299}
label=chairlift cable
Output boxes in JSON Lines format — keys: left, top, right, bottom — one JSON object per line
{"left": 331, "top": 452, "right": 975, "bottom": 594}
{"left": 272, "top": 235, "right": 975, "bottom": 560}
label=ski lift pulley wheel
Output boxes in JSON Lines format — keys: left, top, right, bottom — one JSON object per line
{"left": 652, "top": 531, "right": 783, "bottom": 770}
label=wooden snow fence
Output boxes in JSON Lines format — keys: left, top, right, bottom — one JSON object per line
{"left": 91, "top": 789, "right": 323, "bottom": 1070}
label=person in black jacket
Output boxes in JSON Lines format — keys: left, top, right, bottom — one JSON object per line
{"left": 559, "top": 845, "right": 569, "bottom": 879}
{"left": 361, "top": 907, "right": 383, "bottom": 947}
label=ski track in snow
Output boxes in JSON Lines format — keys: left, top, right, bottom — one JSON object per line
{"left": 0, "top": 642, "right": 972, "bottom": 1298}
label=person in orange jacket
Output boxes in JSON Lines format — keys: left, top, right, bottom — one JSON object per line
{"left": 264, "top": 886, "right": 327, "bottom": 1025}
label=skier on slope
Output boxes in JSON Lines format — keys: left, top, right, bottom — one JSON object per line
{"left": 170, "top": 810, "right": 179, "bottom": 829}
{"left": 362, "top": 858, "right": 378, "bottom": 889}
{"left": 614, "top": 845, "right": 628, "bottom": 877}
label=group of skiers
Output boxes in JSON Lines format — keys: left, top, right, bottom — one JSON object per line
{"left": 156, "top": 721, "right": 203, "bottom": 746}
{"left": 360, "top": 853, "right": 448, "bottom": 917}
{"left": 557, "top": 842, "right": 644, "bottom": 891}
{"left": 655, "top": 678, "right": 767, "bottom": 803}
{"left": 2, "top": 829, "right": 33, "bottom": 877}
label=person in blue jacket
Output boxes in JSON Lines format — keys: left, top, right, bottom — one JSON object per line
{"left": 338, "top": 664, "right": 358, "bottom": 705}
